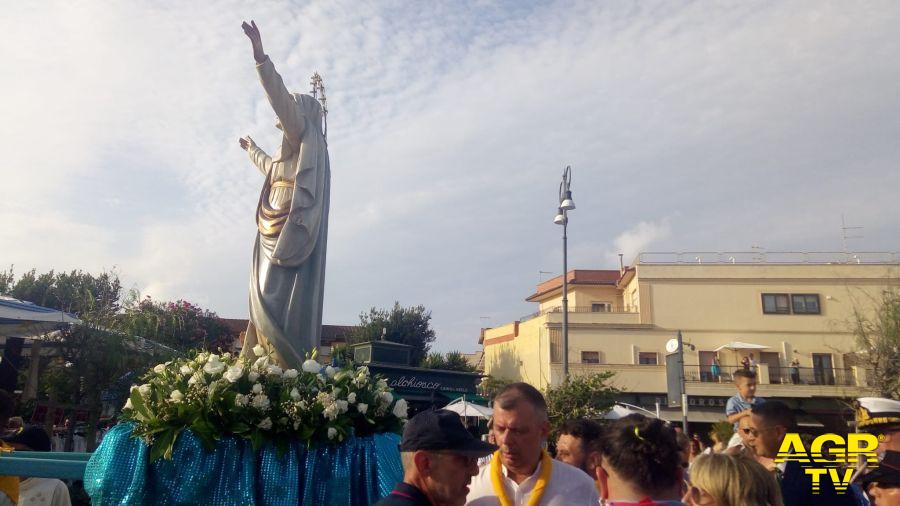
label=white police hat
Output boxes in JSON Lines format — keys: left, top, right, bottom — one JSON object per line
{"left": 856, "top": 397, "right": 900, "bottom": 431}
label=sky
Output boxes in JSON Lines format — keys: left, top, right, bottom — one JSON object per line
{"left": 2, "top": 0, "right": 899, "bottom": 352}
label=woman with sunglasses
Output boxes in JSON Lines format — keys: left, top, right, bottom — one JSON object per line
{"left": 683, "top": 453, "right": 783, "bottom": 506}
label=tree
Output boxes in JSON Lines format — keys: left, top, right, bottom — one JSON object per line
{"left": 544, "top": 372, "right": 621, "bottom": 435}
{"left": 349, "top": 302, "right": 436, "bottom": 366}
{"left": 118, "top": 292, "right": 234, "bottom": 352}
{"left": 477, "top": 376, "right": 512, "bottom": 401}
{"left": 420, "top": 351, "right": 477, "bottom": 372}
{"left": 850, "top": 289, "right": 900, "bottom": 399}
{"left": 1, "top": 268, "right": 240, "bottom": 450}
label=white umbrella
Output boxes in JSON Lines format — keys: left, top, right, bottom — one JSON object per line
{"left": 443, "top": 397, "right": 493, "bottom": 419}
{"left": 603, "top": 402, "right": 659, "bottom": 420}
{"left": 714, "top": 341, "right": 769, "bottom": 352}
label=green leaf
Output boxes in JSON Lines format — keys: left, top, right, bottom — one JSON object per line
{"left": 148, "top": 427, "right": 181, "bottom": 462}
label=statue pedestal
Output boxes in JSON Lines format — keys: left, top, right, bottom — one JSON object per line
{"left": 84, "top": 424, "right": 402, "bottom": 506}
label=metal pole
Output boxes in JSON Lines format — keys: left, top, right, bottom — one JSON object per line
{"left": 677, "top": 330, "right": 689, "bottom": 434}
{"left": 562, "top": 216, "right": 569, "bottom": 381}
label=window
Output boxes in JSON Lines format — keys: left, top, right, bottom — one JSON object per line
{"left": 791, "top": 294, "right": 821, "bottom": 314}
{"left": 581, "top": 351, "right": 600, "bottom": 364}
{"left": 638, "top": 352, "right": 658, "bottom": 365}
{"left": 591, "top": 303, "right": 612, "bottom": 313}
{"left": 762, "top": 293, "right": 791, "bottom": 314}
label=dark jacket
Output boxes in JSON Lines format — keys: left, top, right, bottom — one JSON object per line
{"left": 375, "top": 482, "right": 433, "bottom": 506}
{"left": 780, "top": 461, "right": 858, "bottom": 506}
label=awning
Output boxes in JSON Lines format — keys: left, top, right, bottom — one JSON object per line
{"left": 714, "top": 341, "right": 770, "bottom": 352}
{"left": 604, "top": 403, "right": 660, "bottom": 420}
{"left": 443, "top": 397, "right": 493, "bottom": 419}
{"left": 0, "top": 297, "right": 80, "bottom": 338}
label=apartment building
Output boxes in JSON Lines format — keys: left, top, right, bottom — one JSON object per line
{"left": 480, "top": 251, "right": 899, "bottom": 428}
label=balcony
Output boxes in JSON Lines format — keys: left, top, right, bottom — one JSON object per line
{"left": 539, "top": 305, "right": 642, "bottom": 326}
{"left": 544, "top": 362, "right": 874, "bottom": 398}
{"left": 683, "top": 364, "right": 873, "bottom": 398}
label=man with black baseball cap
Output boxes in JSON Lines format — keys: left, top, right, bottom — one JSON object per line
{"left": 377, "top": 408, "right": 497, "bottom": 506}
{"left": 858, "top": 450, "right": 900, "bottom": 505}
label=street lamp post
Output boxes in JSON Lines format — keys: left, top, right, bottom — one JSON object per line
{"left": 554, "top": 166, "right": 576, "bottom": 381}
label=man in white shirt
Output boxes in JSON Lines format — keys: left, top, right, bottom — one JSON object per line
{"left": 466, "top": 383, "right": 599, "bottom": 505}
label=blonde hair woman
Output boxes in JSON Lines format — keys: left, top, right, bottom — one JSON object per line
{"left": 683, "top": 453, "right": 782, "bottom": 506}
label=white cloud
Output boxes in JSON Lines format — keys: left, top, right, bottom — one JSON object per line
{"left": 2, "top": 0, "right": 899, "bottom": 353}
{"left": 606, "top": 219, "right": 673, "bottom": 267}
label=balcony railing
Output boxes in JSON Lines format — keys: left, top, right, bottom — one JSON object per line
{"left": 684, "top": 364, "right": 857, "bottom": 387}
{"left": 519, "top": 304, "right": 637, "bottom": 322}
{"left": 637, "top": 251, "right": 900, "bottom": 265}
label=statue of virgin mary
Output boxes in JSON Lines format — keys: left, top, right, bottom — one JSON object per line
{"left": 238, "top": 20, "right": 329, "bottom": 368}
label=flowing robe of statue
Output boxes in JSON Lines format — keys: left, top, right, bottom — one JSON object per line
{"left": 241, "top": 56, "right": 330, "bottom": 369}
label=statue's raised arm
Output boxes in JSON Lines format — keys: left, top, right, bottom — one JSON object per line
{"left": 239, "top": 20, "right": 331, "bottom": 369}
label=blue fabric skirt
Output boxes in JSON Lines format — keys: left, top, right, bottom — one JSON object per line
{"left": 84, "top": 424, "right": 402, "bottom": 505}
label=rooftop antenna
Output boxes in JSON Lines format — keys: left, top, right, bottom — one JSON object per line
{"left": 841, "top": 214, "right": 863, "bottom": 254}
{"left": 479, "top": 316, "right": 491, "bottom": 328}
{"left": 538, "top": 270, "right": 554, "bottom": 282}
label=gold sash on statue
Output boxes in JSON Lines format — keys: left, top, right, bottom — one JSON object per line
{"left": 257, "top": 177, "right": 294, "bottom": 237}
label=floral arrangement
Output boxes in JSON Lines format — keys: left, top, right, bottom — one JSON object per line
{"left": 121, "top": 346, "right": 408, "bottom": 461}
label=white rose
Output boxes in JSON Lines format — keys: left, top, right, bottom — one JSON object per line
{"left": 327, "top": 427, "right": 337, "bottom": 440}
{"left": 222, "top": 352, "right": 232, "bottom": 360}
{"left": 204, "top": 358, "right": 226, "bottom": 376}
{"left": 325, "top": 366, "right": 337, "bottom": 378}
{"left": 283, "top": 369, "right": 298, "bottom": 379}
{"left": 223, "top": 365, "right": 243, "bottom": 383}
{"left": 123, "top": 398, "right": 133, "bottom": 410}
{"left": 252, "top": 383, "right": 263, "bottom": 394}
{"left": 138, "top": 384, "right": 151, "bottom": 397}
{"left": 253, "top": 356, "right": 269, "bottom": 371}
{"left": 298, "top": 400, "right": 308, "bottom": 410}
{"left": 252, "top": 394, "right": 271, "bottom": 411}
{"left": 179, "top": 365, "right": 192, "bottom": 375}
{"left": 336, "top": 400, "right": 349, "bottom": 413}
{"left": 356, "top": 366, "right": 369, "bottom": 378}
{"left": 153, "top": 364, "right": 166, "bottom": 374}
{"left": 197, "top": 352, "right": 209, "bottom": 363}
{"left": 392, "top": 399, "right": 408, "bottom": 419}
{"left": 258, "top": 417, "right": 272, "bottom": 430}
{"left": 207, "top": 353, "right": 220, "bottom": 363}
{"left": 347, "top": 392, "right": 357, "bottom": 404}
{"left": 235, "top": 394, "right": 247, "bottom": 406}
{"left": 170, "top": 390, "right": 184, "bottom": 403}
{"left": 253, "top": 344, "right": 266, "bottom": 357}
{"left": 357, "top": 402, "right": 368, "bottom": 415}
{"left": 290, "top": 388, "right": 301, "bottom": 400}
{"left": 267, "top": 364, "right": 283, "bottom": 377}
{"left": 379, "top": 391, "right": 393, "bottom": 405}
{"left": 301, "top": 359, "right": 321, "bottom": 374}
{"left": 248, "top": 371, "right": 259, "bottom": 382}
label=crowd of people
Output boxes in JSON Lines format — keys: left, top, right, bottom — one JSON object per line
{"left": 0, "top": 389, "right": 71, "bottom": 506}
{"left": 380, "top": 377, "right": 900, "bottom": 506}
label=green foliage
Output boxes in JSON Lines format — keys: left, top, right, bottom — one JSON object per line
{"left": 851, "top": 289, "right": 900, "bottom": 399}
{"left": 349, "top": 302, "right": 436, "bottom": 366}
{"left": 544, "top": 372, "right": 621, "bottom": 435}
{"left": 119, "top": 292, "right": 234, "bottom": 352}
{"left": 709, "top": 420, "right": 734, "bottom": 445}
{"left": 0, "top": 267, "right": 122, "bottom": 316}
{"left": 2, "top": 267, "right": 239, "bottom": 450}
{"left": 421, "top": 351, "right": 476, "bottom": 372}
{"left": 477, "top": 376, "right": 512, "bottom": 401}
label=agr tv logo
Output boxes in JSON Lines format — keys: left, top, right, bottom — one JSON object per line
{"left": 775, "top": 433, "right": 880, "bottom": 494}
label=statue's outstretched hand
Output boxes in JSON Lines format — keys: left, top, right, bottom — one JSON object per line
{"left": 239, "top": 135, "right": 256, "bottom": 151}
{"left": 241, "top": 20, "right": 267, "bottom": 63}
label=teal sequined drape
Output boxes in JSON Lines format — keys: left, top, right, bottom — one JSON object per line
{"left": 84, "top": 424, "right": 403, "bottom": 505}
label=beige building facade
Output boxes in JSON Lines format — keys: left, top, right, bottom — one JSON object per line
{"left": 480, "top": 252, "right": 899, "bottom": 426}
